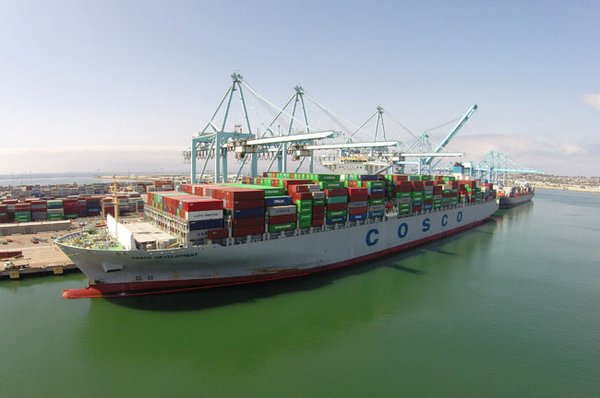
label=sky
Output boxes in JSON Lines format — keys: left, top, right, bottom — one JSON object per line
{"left": 1, "top": 0, "right": 599, "bottom": 176}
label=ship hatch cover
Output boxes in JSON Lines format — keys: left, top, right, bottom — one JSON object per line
{"left": 102, "top": 261, "right": 123, "bottom": 273}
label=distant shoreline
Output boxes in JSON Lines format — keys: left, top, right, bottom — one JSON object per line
{"left": 534, "top": 184, "right": 600, "bottom": 194}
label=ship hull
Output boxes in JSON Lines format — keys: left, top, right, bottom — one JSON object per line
{"left": 498, "top": 192, "right": 534, "bottom": 208}
{"left": 58, "top": 201, "right": 498, "bottom": 298}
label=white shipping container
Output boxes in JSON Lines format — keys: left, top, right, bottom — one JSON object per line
{"left": 188, "top": 230, "right": 209, "bottom": 240}
{"left": 311, "top": 192, "right": 325, "bottom": 199}
{"left": 348, "top": 201, "right": 368, "bottom": 208}
{"left": 267, "top": 205, "right": 297, "bottom": 216}
{"left": 307, "top": 184, "right": 321, "bottom": 192}
{"left": 185, "top": 210, "right": 224, "bottom": 221}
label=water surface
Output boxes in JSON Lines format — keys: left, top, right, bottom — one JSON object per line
{"left": 1, "top": 189, "right": 599, "bottom": 397}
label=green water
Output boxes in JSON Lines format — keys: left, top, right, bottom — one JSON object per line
{"left": 1, "top": 189, "right": 599, "bottom": 397}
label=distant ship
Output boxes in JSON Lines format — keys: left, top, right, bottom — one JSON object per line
{"left": 497, "top": 183, "right": 535, "bottom": 208}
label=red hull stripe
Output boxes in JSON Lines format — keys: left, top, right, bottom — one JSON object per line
{"left": 62, "top": 218, "right": 489, "bottom": 299}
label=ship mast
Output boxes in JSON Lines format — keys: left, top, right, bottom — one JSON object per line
{"left": 112, "top": 176, "right": 120, "bottom": 223}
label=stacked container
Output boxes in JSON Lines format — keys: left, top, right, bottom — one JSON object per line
{"left": 395, "top": 182, "right": 412, "bottom": 215}
{"left": 287, "top": 182, "right": 318, "bottom": 229}
{"left": 0, "top": 204, "right": 7, "bottom": 223}
{"left": 365, "top": 180, "right": 386, "bottom": 219}
{"left": 347, "top": 187, "right": 368, "bottom": 222}
{"left": 146, "top": 192, "right": 226, "bottom": 242}
{"left": 177, "top": 195, "right": 224, "bottom": 241}
{"left": 292, "top": 188, "right": 313, "bottom": 229}
{"left": 3, "top": 199, "right": 17, "bottom": 223}
{"left": 14, "top": 202, "right": 31, "bottom": 222}
{"left": 31, "top": 200, "right": 48, "bottom": 221}
{"left": 311, "top": 191, "right": 325, "bottom": 227}
{"left": 411, "top": 181, "right": 424, "bottom": 213}
{"left": 78, "top": 198, "right": 87, "bottom": 217}
{"left": 266, "top": 198, "right": 296, "bottom": 233}
{"left": 63, "top": 198, "right": 79, "bottom": 219}
{"left": 433, "top": 185, "right": 443, "bottom": 210}
{"left": 324, "top": 188, "right": 348, "bottom": 225}
{"left": 47, "top": 200, "right": 64, "bottom": 221}
{"left": 86, "top": 196, "right": 102, "bottom": 216}
{"left": 423, "top": 181, "right": 434, "bottom": 212}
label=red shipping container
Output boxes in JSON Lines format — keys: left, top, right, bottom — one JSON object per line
{"left": 207, "top": 228, "right": 229, "bottom": 239}
{"left": 232, "top": 216, "right": 264, "bottom": 227}
{"left": 312, "top": 219, "right": 324, "bottom": 227}
{"left": 327, "top": 203, "right": 348, "bottom": 211}
{"left": 349, "top": 206, "right": 368, "bottom": 215}
{"left": 368, "top": 192, "right": 385, "bottom": 199}
{"left": 348, "top": 194, "right": 368, "bottom": 202}
{"left": 288, "top": 184, "right": 311, "bottom": 194}
{"left": 224, "top": 189, "right": 264, "bottom": 201}
{"left": 232, "top": 225, "right": 265, "bottom": 237}
{"left": 225, "top": 199, "right": 264, "bottom": 210}
{"left": 292, "top": 192, "right": 313, "bottom": 201}
{"left": 312, "top": 206, "right": 325, "bottom": 216}
{"left": 284, "top": 179, "right": 312, "bottom": 187}
{"left": 348, "top": 187, "right": 368, "bottom": 196}
{"left": 324, "top": 188, "right": 347, "bottom": 197}
{"left": 179, "top": 197, "right": 223, "bottom": 212}
{"left": 268, "top": 214, "right": 297, "bottom": 224}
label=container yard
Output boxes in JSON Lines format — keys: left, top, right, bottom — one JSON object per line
{"left": 0, "top": 178, "right": 179, "bottom": 279}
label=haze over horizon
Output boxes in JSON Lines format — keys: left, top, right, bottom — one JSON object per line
{"left": 1, "top": 1, "right": 599, "bottom": 176}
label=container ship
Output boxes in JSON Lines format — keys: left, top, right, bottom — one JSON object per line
{"left": 56, "top": 173, "right": 498, "bottom": 298}
{"left": 496, "top": 183, "right": 534, "bottom": 208}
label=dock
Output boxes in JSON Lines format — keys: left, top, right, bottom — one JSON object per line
{"left": 0, "top": 230, "right": 80, "bottom": 279}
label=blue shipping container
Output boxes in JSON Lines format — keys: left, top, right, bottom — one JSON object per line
{"left": 349, "top": 213, "right": 367, "bottom": 222}
{"left": 233, "top": 207, "right": 265, "bottom": 219}
{"left": 189, "top": 219, "right": 224, "bottom": 230}
{"left": 368, "top": 210, "right": 385, "bottom": 219}
{"left": 325, "top": 216, "right": 346, "bottom": 225}
{"left": 265, "top": 196, "right": 293, "bottom": 207}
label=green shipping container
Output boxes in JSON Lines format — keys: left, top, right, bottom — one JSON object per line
{"left": 326, "top": 210, "right": 347, "bottom": 218}
{"left": 363, "top": 181, "right": 385, "bottom": 188}
{"left": 312, "top": 199, "right": 325, "bottom": 206}
{"left": 268, "top": 223, "right": 296, "bottom": 233}
{"left": 297, "top": 207, "right": 313, "bottom": 216}
{"left": 319, "top": 181, "right": 344, "bottom": 189}
{"left": 368, "top": 198, "right": 385, "bottom": 205}
{"left": 299, "top": 213, "right": 312, "bottom": 222}
{"left": 326, "top": 196, "right": 348, "bottom": 204}
{"left": 299, "top": 220, "right": 312, "bottom": 229}
{"left": 314, "top": 174, "right": 341, "bottom": 182}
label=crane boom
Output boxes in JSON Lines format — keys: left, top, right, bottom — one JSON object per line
{"left": 425, "top": 104, "right": 478, "bottom": 165}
